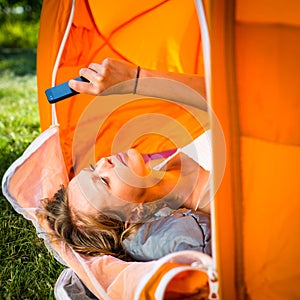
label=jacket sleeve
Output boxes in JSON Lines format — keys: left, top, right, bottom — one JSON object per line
{"left": 123, "top": 209, "right": 211, "bottom": 262}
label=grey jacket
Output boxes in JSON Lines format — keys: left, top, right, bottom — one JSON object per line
{"left": 123, "top": 208, "right": 211, "bottom": 261}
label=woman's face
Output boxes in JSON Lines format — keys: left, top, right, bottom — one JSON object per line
{"left": 67, "top": 149, "right": 166, "bottom": 218}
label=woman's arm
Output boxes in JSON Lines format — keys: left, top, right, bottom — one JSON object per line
{"left": 69, "top": 57, "right": 206, "bottom": 97}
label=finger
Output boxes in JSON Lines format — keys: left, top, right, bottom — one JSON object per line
{"left": 69, "top": 79, "right": 89, "bottom": 93}
{"left": 88, "top": 63, "right": 106, "bottom": 75}
{"left": 80, "top": 67, "right": 105, "bottom": 84}
{"left": 79, "top": 67, "right": 96, "bottom": 79}
{"left": 69, "top": 80, "right": 103, "bottom": 95}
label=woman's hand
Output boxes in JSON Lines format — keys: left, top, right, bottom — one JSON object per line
{"left": 69, "top": 58, "right": 138, "bottom": 95}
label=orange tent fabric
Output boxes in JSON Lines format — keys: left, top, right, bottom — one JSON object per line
{"left": 21, "top": 0, "right": 300, "bottom": 298}
{"left": 209, "top": 0, "right": 300, "bottom": 299}
{"left": 37, "top": 0, "right": 204, "bottom": 176}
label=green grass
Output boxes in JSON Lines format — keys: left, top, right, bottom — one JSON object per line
{"left": 0, "top": 48, "right": 65, "bottom": 299}
{"left": 0, "top": 20, "right": 40, "bottom": 48}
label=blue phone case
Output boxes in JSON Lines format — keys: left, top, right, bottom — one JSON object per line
{"left": 45, "top": 76, "right": 89, "bottom": 103}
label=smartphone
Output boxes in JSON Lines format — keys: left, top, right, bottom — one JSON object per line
{"left": 45, "top": 76, "right": 89, "bottom": 103}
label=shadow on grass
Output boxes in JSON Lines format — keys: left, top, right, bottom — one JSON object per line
{"left": 0, "top": 48, "right": 37, "bottom": 76}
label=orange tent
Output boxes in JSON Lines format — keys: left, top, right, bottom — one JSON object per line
{"left": 37, "top": 0, "right": 205, "bottom": 176}
{"left": 208, "top": 1, "right": 300, "bottom": 299}
{"left": 4, "top": 0, "right": 300, "bottom": 299}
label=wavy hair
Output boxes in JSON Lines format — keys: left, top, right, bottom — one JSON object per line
{"left": 41, "top": 185, "right": 171, "bottom": 261}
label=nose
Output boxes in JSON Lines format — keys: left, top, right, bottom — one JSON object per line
{"left": 95, "top": 157, "right": 114, "bottom": 171}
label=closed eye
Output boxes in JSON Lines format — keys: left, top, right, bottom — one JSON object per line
{"left": 100, "top": 177, "right": 109, "bottom": 187}
{"left": 89, "top": 164, "right": 110, "bottom": 187}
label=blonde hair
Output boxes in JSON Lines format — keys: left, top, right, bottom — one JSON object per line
{"left": 42, "top": 185, "right": 170, "bottom": 261}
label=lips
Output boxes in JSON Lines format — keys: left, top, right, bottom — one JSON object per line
{"left": 116, "top": 152, "right": 128, "bottom": 166}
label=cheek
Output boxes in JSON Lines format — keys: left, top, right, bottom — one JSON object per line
{"left": 127, "top": 149, "right": 149, "bottom": 177}
{"left": 111, "top": 175, "right": 146, "bottom": 203}
{"left": 113, "top": 166, "right": 150, "bottom": 191}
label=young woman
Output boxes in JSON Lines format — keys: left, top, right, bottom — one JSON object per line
{"left": 43, "top": 130, "right": 212, "bottom": 261}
